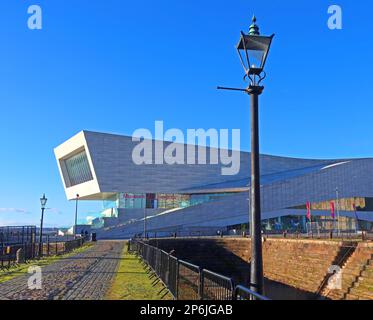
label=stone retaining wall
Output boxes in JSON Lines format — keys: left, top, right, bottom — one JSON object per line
{"left": 148, "top": 238, "right": 373, "bottom": 299}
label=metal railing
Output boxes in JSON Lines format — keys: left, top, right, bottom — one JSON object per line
{"left": 0, "top": 226, "right": 36, "bottom": 246}
{"left": 178, "top": 260, "right": 200, "bottom": 300}
{"left": 132, "top": 229, "right": 373, "bottom": 243}
{"left": 235, "top": 285, "right": 270, "bottom": 300}
{"left": 0, "top": 242, "right": 37, "bottom": 269}
{"left": 202, "top": 269, "right": 235, "bottom": 300}
{"left": 129, "top": 239, "right": 269, "bottom": 300}
{"left": 0, "top": 238, "right": 85, "bottom": 269}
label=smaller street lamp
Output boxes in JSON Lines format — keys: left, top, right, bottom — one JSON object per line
{"left": 38, "top": 194, "right": 48, "bottom": 257}
{"left": 74, "top": 194, "right": 80, "bottom": 239}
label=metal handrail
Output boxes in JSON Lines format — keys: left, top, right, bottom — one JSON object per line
{"left": 234, "top": 285, "right": 270, "bottom": 300}
{"left": 203, "top": 269, "right": 233, "bottom": 282}
{"left": 178, "top": 259, "right": 200, "bottom": 271}
{"left": 202, "top": 269, "right": 235, "bottom": 300}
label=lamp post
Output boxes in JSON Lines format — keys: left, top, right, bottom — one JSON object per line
{"left": 218, "top": 16, "right": 274, "bottom": 296}
{"left": 335, "top": 188, "right": 340, "bottom": 236}
{"left": 38, "top": 194, "right": 48, "bottom": 257}
{"left": 74, "top": 194, "right": 79, "bottom": 239}
{"left": 143, "top": 194, "right": 147, "bottom": 239}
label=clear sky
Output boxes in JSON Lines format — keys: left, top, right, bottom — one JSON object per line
{"left": 0, "top": 0, "right": 372, "bottom": 227}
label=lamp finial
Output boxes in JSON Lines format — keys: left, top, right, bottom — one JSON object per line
{"left": 249, "top": 15, "right": 260, "bottom": 35}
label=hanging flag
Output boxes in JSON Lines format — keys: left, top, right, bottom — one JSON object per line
{"left": 306, "top": 201, "right": 311, "bottom": 221}
{"left": 330, "top": 201, "right": 335, "bottom": 219}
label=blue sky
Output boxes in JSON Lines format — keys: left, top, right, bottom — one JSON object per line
{"left": 0, "top": 0, "right": 372, "bottom": 227}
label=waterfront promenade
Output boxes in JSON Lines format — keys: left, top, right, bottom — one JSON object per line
{"left": 0, "top": 241, "right": 124, "bottom": 300}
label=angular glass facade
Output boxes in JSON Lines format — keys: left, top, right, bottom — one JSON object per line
{"left": 119, "top": 193, "right": 146, "bottom": 209}
{"left": 64, "top": 150, "right": 93, "bottom": 187}
{"left": 100, "top": 192, "right": 233, "bottom": 211}
{"left": 261, "top": 215, "right": 360, "bottom": 233}
{"left": 290, "top": 197, "right": 367, "bottom": 212}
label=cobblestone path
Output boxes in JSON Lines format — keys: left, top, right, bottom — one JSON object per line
{"left": 0, "top": 241, "right": 124, "bottom": 300}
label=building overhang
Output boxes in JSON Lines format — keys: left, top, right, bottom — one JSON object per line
{"left": 54, "top": 131, "right": 101, "bottom": 200}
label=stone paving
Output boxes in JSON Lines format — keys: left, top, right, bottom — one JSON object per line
{"left": 0, "top": 241, "right": 124, "bottom": 300}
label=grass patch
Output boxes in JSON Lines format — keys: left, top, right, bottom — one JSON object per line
{"left": 106, "top": 244, "right": 172, "bottom": 300}
{"left": 0, "top": 243, "right": 93, "bottom": 284}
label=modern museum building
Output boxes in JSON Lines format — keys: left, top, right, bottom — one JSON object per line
{"left": 54, "top": 130, "right": 373, "bottom": 238}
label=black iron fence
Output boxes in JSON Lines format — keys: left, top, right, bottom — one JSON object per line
{"left": 0, "top": 226, "right": 36, "bottom": 246}
{"left": 202, "top": 269, "right": 235, "bottom": 300}
{"left": 0, "top": 238, "right": 85, "bottom": 270}
{"left": 178, "top": 260, "right": 200, "bottom": 300}
{"left": 129, "top": 239, "right": 269, "bottom": 301}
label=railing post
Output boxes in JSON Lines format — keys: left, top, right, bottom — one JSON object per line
{"left": 167, "top": 254, "right": 170, "bottom": 288}
{"left": 31, "top": 231, "right": 35, "bottom": 259}
{"left": 230, "top": 278, "right": 235, "bottom": 300}
{"left": 199, "top": 267, "right": 204, "bottom": 300}
{"left": 23, "top": 243, "right": 27, "bottom": 262}
{"left": 47, "top": 235, "right": 50, "bottom": 256}
{"left": 176, "top": 259, "right": 179, "bottom": 300}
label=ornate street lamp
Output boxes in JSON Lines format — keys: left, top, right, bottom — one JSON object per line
{"left": 236, "top": 16, "right": 274, "bottom": 84}
{"left": 218, "top": 16, "right": 274, "bottom": 296}
{"left": 38, "top": 194, "right": 48, "bottom": 257}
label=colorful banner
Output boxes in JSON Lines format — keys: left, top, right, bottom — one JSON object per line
{"left": 306, "top": 201, "right": 311, "bottom": 221}
{"left": 330, "top": 201, "right": 335, "bottom": 219}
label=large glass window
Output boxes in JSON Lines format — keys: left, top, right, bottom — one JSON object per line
{"left": 113, "top": 192, "right": 232, "bottom": 210}
{"left": 119, "top": 193, "right": 146, "bottom": 209}
{"left": 64, "top": 150, "right": 93, "bottom": 187}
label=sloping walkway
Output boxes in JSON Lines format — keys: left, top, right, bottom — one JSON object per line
{"left": 0, "top": 241, "right": 124, "bottom": 300}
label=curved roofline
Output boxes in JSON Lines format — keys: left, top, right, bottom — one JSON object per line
{"left": 80, "top": 130, "right": 373, "bottom": 162}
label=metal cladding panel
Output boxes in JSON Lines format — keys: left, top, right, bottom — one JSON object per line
{"left": 84, "top": 131, "right": 246, "bottom": 193}
{"left": 82, "top": 131, "right": 334, "bottom": 195}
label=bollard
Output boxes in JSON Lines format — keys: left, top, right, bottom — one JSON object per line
{"left": 16, "top": 248, "right": 25, "bottom": 264}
